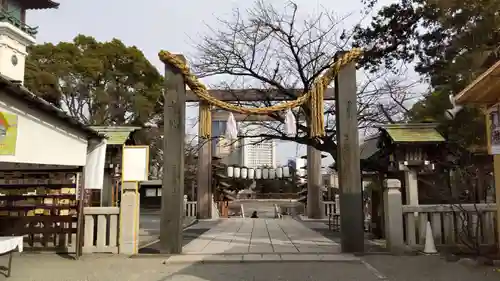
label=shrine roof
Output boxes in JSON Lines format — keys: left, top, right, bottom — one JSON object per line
{"left": 18, "top": 0, "right": 59, "bottom": 9}
{"left": 379, "top": 123, "right": 445, "bottom": 143}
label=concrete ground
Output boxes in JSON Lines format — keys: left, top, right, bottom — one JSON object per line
{"left": 139, "top": 209, "right": 196, "bottom": 247}
{"left": 2, "top": 250, "right": 499, "bottom": 281}
{"left": 1, "top": 218, "right": 499, "bottom": 280}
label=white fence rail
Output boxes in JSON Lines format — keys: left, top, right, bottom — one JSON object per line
{"left": 183, "top": 195, "right": 197, "bottom": 217}
{"left": 323, "top": 200, "right": 339, "bottom": 217}
{"left": 402, "top": 204, "right": 498, "bottom": 247}
{"left": 211, "top": 195, "right": 220, "bottom": 219}
{"left": 83, "top": 207, "right": 120, "bottom": 253}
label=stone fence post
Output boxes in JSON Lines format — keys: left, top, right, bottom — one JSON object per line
{"left": 119, "top": 181, "right": 140, "bottom": 255}
{"left": 183, "top": 195, "right": 188, "bottom": 218}
{"left": 383, "top": 179, "right": 404, "bottom": 253}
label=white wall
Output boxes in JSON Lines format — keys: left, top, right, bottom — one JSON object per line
{"left": 0, "top": 23, "right": 36, "bottom": 84}
{"left": 0, "top": 91, "right": 89, "bottom": 166}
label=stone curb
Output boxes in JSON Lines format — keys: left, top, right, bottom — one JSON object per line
{"left": 156, "top": 254, "right": 361, "bottom": 264}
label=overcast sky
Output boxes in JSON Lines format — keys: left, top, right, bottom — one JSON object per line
{"left": 28, "top": 0, "right": 400, "bottom": 167}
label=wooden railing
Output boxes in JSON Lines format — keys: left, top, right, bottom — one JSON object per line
{"left": 83, "top": 207, "right": 119, "bottom": 253}
{"left": 402, "top": 204, "right": 497, "bottom": 247}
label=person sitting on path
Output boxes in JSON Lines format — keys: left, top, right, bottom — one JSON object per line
{"left": 251, "top": 211, "right": 258, "bottom": 218}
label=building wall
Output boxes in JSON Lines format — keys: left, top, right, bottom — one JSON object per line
{"left": 0, "top": 91, "right": 88, "bottom": 166}
{"left": 0, "top": 23, "right": 36, "bottom": 84}
{"left": 322, "top": 172, "right": 339, "bottom": 188}
{"left": 294, "top": 158, "right": 306, "bottom": 177}
{"left": 211, "top": 120, "right": 241, "bottom": 165}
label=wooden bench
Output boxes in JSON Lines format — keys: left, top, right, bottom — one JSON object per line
{"left": 0, "top": 236, "right": 23, "bottom": 278}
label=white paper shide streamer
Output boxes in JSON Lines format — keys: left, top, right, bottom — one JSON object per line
{"left": 284, "top": 109, "right": 297, "bottom": 136}
{"left": 225, "top": 112, "right": 239, "bottom": 140}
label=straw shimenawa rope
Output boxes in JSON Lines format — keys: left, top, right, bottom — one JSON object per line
{"left": 158, "top": 49, "right": 362, "bottom": 138}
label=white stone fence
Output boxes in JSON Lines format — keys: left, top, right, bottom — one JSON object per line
{"left": 184, "top": 195, "right": 197, "bottom": 217}
{"left": 83, "top": 207, "right": 119, "bottom": 253}
{"left": 182, "top": 195, "right": 219, "bottom": 218}
{"left": 402, "top": 204, "right": 497, "bottom": 247}
{"left": 323, "top": 196, "right": 340, "bottom": 217}
{"left": 383, "top": 179, "right": 498, "bottom": 252}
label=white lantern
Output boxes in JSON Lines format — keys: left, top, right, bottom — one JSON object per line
{"left": 262, "top": 168, "right": 269, "bottom": 179}
{"left": 276, "top": 167, "right": 283, "bottom": 178}
{"left": 234, "top": 167, "right": 241, "bottom": 178}
{"left": 227, "top": 166, "right": 234, "bottom": 178}
{"left": 248, "top": 168, "right": 255, "bottom": 179}
{"left": 282, "top": 166, "right": 290, "bottom": 178}
{"left": 255, "top": 169, "right": 262, "bottom": 179}
{"left": 269, "top": 169, "right": 276, "bottom": 179}
{"left": 240, "top": 168, "right": 248, "bottom": 179}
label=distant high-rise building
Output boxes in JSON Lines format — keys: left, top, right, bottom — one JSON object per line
{"left": 239, "top": 123, "right": 276, "bottom": 168}
{"left": 211, "top": 114, "right": 276, "bottom": 168}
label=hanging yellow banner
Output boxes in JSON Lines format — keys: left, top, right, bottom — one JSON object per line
{"left": 0, "top": 112, "right": 17, "bottom": 155}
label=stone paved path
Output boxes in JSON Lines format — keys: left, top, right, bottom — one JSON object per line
{"left": 181, "top": 218, "right": 341, "bottom": 254}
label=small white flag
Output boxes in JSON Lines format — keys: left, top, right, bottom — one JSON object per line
{"left": 225, "top": 112, "right": 238, "bottom": 139}
{"left": 284, "top": 109, "right": 297, "bottom": 136}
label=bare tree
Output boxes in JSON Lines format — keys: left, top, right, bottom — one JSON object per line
{"left": 192, "top": 0, "right": 418, "bottom": 159}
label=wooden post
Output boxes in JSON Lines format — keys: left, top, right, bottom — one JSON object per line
{"left": 371, "top": 173, "right": 384, "bottom": 238}
{"left": 75, "top": 170, "right": 84, "bottom": 258}
{"left": 335, "top": 55, "right": 364, "bottom": 253}
{"left": 493, "top": 155, "right": 500, "bottom": 252}
{"left": 306, "top": 145, "right": 323, "bottom": 218}
{"left": 197, "top": 101, "right": 213, "bottom": 219}
{"left": 160, "top": 55, "right": 186, "bottom": 254}
{"left": 485, "top": 112, "right": 500, "bottom": 252}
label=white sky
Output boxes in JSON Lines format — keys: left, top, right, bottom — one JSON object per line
{"left": 28, "top": 0, "right": 410, "bottom": 167}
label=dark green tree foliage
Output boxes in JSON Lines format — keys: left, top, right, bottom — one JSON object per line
{"left": 354, "top": 0, "right": 500, "bottom": 93}
{"left": 354, "top": 0, "right": 500, "bottom": 147}
{"left": 408, "top": 91, "right": 485, "bottom": 148}
{"left": 25, "top": 34, "right": 164, "bottom": 126}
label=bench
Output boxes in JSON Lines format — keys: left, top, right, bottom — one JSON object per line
{"left": 0, "top": 237, "right": 23, "bottom": 278}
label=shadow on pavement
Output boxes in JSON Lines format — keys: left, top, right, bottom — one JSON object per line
{"left": 299, "top": 220, "right": 388, "bottom": 253}
{"left": 152, "top": 261, "right": 383, "bottom": 281}
{"left": 139, "top": 227, "right": 212, "bottom": 254}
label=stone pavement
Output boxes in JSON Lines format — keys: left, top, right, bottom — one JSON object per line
{"left": 0, "top": 254, "right": 381, "bottom": 281}
{"left": 2, "top": 251, "right": 500, "bottom": 280}
{"left": 181, "top": 218, "right": 341, "bottom": 254}
{"left": 141, "top": 218, "right": 345, "bottom": 261}
{"left": 1, "top": 218, "right": 500, "bottom": 280}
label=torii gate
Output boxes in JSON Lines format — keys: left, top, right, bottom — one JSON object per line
{"left": 158, "top": 52, "right": 364, "bottom": 254}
